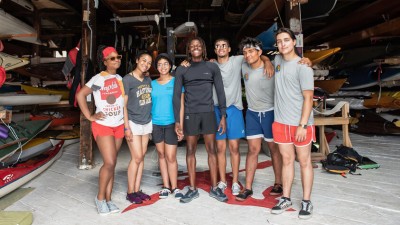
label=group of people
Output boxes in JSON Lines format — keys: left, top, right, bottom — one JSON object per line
{"left": 76, "top": 27, "right": 315, "bottom": 220}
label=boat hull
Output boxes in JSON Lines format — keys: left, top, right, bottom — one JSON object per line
{"left": 0, "top": 141, "right": 64, "bottom": 198}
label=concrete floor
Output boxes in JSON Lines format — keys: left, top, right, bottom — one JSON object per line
{"left": 2, "top": 131, "right": 400, "bottom": 225}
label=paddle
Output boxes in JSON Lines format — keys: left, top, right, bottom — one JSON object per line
{"left": 0, "top": 138, "right": 28, "bottom": 150}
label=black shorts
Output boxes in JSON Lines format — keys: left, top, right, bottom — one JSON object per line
{"left": 183, "top": 112, "right": 217, "bottom": 136}
{"left": 152, "top": 123, "right": 178, "bottom": 145}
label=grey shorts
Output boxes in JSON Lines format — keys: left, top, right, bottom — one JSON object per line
{"left": 183, "top": 112, "right": 217, "bottom": 136}
{"left": 152, "top": 123, "right": 178, "bottom": 145}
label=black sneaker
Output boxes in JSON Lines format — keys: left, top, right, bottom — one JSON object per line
{"left": 209, "top": 186, "right": 228, "bottom": 202}
{"left": 180, "top": 188, "right": 199, "bottom": 203}
{"left": 270, "top": 183, "right": 283, "bottom": 196}
{"left": 271, "top": 197, "right": 292, "bottom": 214}
{"left": 298, "top": 200, "right": 313, "bottom": 219}
{"left": 235, "top": 189, "right": 253, "bottom": 201}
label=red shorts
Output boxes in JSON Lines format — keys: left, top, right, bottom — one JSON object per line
{"left": 272, "top": 122, "right": 316, "bottom": 147}
{"left": 91, "top": 122, "right": 124, "bottom": 140}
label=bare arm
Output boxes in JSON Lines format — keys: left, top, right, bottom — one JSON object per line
{"left": 295, "top": 90, "right": 314, "bottom": 142}
{"left": 123, "top": 95, "right": 133, "bottom": 142}
{"left": 260, "top": 55, "right": 274, "bottom": 78}
{"left": 76, "top": 85, "right": 104, "bottom": 121}
{"left": 298, "top": 57, "right": 313, "bottom": 67}
{"left": 177, "top": 93, "right": 185, "bottom": 141}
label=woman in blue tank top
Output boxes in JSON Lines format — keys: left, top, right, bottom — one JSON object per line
{"left": 151, "top": 53, "right": 184, "bottom": 199}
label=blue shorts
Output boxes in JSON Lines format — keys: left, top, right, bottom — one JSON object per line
{"left": 245, "top": 109, "right": 274, "bottom": 142}
{"left": 215, "top": 105, "right": 245, "bottom": 140}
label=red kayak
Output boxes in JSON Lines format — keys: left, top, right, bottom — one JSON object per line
{"left": 30, "top": 110, "right": 80, "bottom": 128}
{"left": 0, "top": 141, "right": 64, "bottom": 198}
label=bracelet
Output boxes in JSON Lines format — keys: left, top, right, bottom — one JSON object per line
{"left": 124, "top": 128, "right": 130, "bottom": 131}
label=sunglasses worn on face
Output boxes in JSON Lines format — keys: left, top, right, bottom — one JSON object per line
{"left": 106, "top": 55, "right": 122, "bottom": 61}
{"left": 215, "top": 44, "right": 228, "bottom": 49}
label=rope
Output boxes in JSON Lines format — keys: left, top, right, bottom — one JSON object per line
{"left": 376, "top": 63, "right": 382, "bottom": 105}
{"left": 0, "top": 119, "right": 23, "bottom": 167}
{"left": 274, "top": 0, "right": 285, "bottom": 27}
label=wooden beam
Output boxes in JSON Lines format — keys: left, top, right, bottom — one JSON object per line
{"left": 328, "top": 17, "right": 400, "bottom": 48}
{"left": 0, "top": 34, "right": 37, "bottom": 39}
{"left": 79, "top": 0, "right": 96, "bottom": 170}
{"left": 304, "top": 0, "right": 400, "bottom": 45}
{"left": 119, "top": 9, "right": 160, "bottom": 13}
{"left": 285, "top": 0, "right": 303, "bottom": 56}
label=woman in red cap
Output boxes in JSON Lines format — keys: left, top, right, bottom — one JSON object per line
{"left": 76, "top": 46, "right": 124, "bottom": 215}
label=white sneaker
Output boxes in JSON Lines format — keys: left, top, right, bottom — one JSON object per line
{"left": 106, "top": 201, "right": 120, "bottom": 214}
{"left": 232, "top": 182, "right": 240, "bottom": 196}
{"left": 217, "top": 181, "right": 227, "bottom": 193}
{"left": 95, "top": 197, "right": 110, "bottom": 216}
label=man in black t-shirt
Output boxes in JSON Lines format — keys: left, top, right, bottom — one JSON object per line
{"left": 173, "top": 37, "right": 228, "bottom": 203}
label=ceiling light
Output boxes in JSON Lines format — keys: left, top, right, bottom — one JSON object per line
{"left": 211, "top": 0, "right": 223, "bottom": 7}
{"left": 114, "top": 14, "right": 160, "bottom": 25}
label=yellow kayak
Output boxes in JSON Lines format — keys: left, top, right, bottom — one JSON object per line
{"left": 21, "top": 84, "right": 69, "bottom": 100}
{"left": 304, "top": 47, "right": 341, "bottom": 65}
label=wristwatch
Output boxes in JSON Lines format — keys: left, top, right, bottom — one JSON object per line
{"left": 299, "top": 124, "right": 307, "bottom": 129}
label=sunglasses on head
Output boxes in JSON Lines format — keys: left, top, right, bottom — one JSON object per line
{"left": 105, "top": 55, "right": 122, "bottom": 61}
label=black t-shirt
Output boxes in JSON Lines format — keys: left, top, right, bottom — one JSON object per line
{"left": 173, "top": 60, "right": 226, "bottom": 123}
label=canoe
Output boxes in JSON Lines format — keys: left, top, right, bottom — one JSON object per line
{"left": 0, "top": 120, "right": 52, "bottom": 162}
{"left": 0, "top": 9, "right": 42, "bottom": 45}
{"left": 363, "top": 92, "right": 400, "bottom": 109}
{"left": 374, "top": 56, "right": 400, "bottom": 65}
{"left": 0, "top": 141, "right": 64, "bottom": 198}
{"left": 340, "top": 64, "right": 400, "bottom": 90}
{"left": 350, "top": 110, "right": 400, "bottom": 135}
{"left": 1, "top": 137, "right": 53, "bottom": 167}
{"left": 42, "top": 127, "right": 80, "bottom": 146}
{"left": 328, "top": 17, "right": 400, "bottom": 48}
{"left": 304, "top": 47, "right": 341, "bottom": 65}
{"left": 326, "top": 91, "right": 372, "bottom": 110}
{"left": 12, "top": 63, "right": 65, "bottom": 81}
{"left": 256, "top": 22, "right": 277, "bottom": 50}
{"left": 0, "top": 52, "right": 29, "bottom": 71}
{"left": 30, "top": 110, "right": 80, "bottom": 127}
{"left": 304, "top": 0, "right": 400, "bottom": 46}
{"left": 20, "top": 84, "right": 69, "bottom": 100}
{"left": 314, "top": 78, "right": 347, "bottom": 94}
{"left": 0, "top": 93, "right": 62, "bottom": 105}
{"left": 9, "top": 0, "right": 34, "bottom": 11}
{"left": 319, "top": 45, "right": 400, "bottom": 70}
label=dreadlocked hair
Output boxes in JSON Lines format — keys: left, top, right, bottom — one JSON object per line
{"left": 97, "top": 45, "right": 107, "bottom": 72}
{"left": 186, "top": 37, "right": 208, "bottom": 61}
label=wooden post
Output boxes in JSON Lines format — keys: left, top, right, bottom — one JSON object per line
{"left": 79, "top": 0, "right": 96, "bottom": 169}
{"left": 32, "top": 7, "right": 41, "bottom": 64}
{"left": 285, "top": 0, "right": 304, "bottom": 57}
{"left": 166, "top": 27, "right": 175, "bottom": 64}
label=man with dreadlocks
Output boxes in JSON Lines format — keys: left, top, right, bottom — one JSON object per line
{"left": 173, "top": 37, "right": 228, "bottom": 203}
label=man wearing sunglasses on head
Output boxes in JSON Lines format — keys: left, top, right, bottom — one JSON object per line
{"left": 211, "top": 38, "right": 276, "bottom": 198}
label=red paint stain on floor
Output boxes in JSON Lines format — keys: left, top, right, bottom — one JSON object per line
{"left": 123, "top": 160, "right": 294, "bottom": 213}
